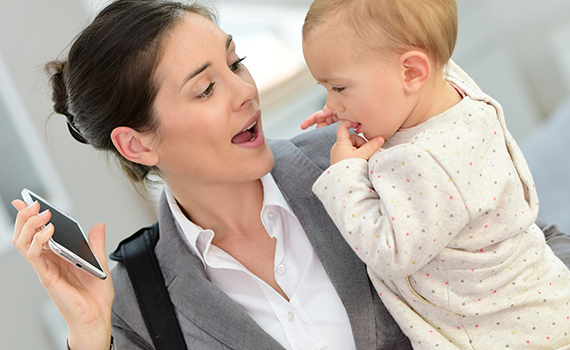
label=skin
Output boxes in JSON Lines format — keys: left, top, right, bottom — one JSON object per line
{"left": 13, "top": 12, "right": 286, "bottom": 350}
{"left": 301, "top": 21, "right": 462, "bottom": 164}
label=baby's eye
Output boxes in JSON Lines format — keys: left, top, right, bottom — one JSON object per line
{"left": 332, "top": 86, "right": 345, "bottom": 93}
{"left": 198, "top": 82, "right": 215, "bottom": 99}
{"left": 230, "top": 56, "right": 246, "bottom": 72}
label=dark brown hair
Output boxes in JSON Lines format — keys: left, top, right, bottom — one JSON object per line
{"left": 46, "top": 0, "right": 217, "bottom": 186}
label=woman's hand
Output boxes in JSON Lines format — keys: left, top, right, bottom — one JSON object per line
{"left": 12, "top": 199, "right": 114, "bottom": 350}
{"left": 331, "top": 120, "right": 385, "bottom": 165}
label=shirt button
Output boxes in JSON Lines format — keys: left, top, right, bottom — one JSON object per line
{"left": 267, "top": 212, "right": 276, "bottom": 222}
{"left": 276, "top": 264, "right": 286, "bottom": 274}
{"left": 287, "top": 311, "right": 295, "bottom": 322}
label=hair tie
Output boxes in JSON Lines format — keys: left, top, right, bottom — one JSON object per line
{"left": 65, "top": 114, "right": 89, "bottom": 144}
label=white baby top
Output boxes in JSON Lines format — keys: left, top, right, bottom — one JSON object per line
{"left": 313, "top": 61, "right": 570, "bottom": 349}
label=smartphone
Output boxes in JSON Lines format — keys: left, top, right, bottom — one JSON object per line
{"left": 21, "top": 188, "right": 107, "bottom": 279}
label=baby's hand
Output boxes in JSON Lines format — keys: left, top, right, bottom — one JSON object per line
{"left": 300, "top": 106, "right": 340, "bottom": 130}
{"left": 331, "top": 120, "right": 384, "bottom": 164}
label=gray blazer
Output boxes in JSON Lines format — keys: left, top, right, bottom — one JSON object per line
{"left": 110, "top": 125, "right": 413, "bottom": 349}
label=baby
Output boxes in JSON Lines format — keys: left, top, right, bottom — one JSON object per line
{"left": 301, "top": 0, "right": 570, "bottom": 349}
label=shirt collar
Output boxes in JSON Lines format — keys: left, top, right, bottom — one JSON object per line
{"left": 165, "top": 173, "right": 293, "bottom": 264}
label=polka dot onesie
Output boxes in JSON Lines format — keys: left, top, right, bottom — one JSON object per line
{"left": 313, "top": 61, "right": 570, "bottom": 349}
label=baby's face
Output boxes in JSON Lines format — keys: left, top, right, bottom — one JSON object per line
{"left": 302, "top": 24, "right": 414, "bottom": 141}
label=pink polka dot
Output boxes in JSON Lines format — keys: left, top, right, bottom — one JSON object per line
{"left": 449, "top": 196, "right": 453, "bottom": 199}
{"left": 475, "top": 324, "right": 479, "bottom": 328}
{"left": 426, "top": 273, "right": 430, "bottom": 277}
{"left": 391, "top": 217, "right": 395, "bottom": 220}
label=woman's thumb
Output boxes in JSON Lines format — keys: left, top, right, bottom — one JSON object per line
{"left": 88, "top": 223, "right": 107, "bottom": 263}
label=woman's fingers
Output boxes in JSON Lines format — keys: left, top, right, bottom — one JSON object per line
{"left": 14, "top": 206, "right": 52, "bottom": 262}
{"left": 28, "top": 222, "right": 55, "bottom": 276}
{"left": 12, "top": 200, "right": 39, "bottom": 245}
{"left": 87, "top": 223, "right": 111, "bottom": 275}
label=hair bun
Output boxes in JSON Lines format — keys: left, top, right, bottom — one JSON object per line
{"left": 46, "top": 60, "right": 89, "bottom": 144}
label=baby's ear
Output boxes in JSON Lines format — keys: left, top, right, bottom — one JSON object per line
{"left": 400, "top": 51, "right": 431, "bottom": 93}
{"left": 111, "top": 126, "right": 159, "bottom": 166}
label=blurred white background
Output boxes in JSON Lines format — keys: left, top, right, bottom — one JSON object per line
{"left": 1, "top": 0, "right": 569, "bottom": 349}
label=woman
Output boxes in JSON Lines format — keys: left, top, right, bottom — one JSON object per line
{"left": 11, "top": 1, "right": 568, "bottom": 349}
{"left": 12, "top": 1, "right": 411, "bottom": 349}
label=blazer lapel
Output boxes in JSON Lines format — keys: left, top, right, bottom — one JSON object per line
{"left": 154, "top": 193, "right": 284, "bottom": 350}
{"left": 269, "top": 134, "right": 377, "bottom": 350}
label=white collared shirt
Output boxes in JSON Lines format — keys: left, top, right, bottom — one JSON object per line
{"left": 166, "top": 174, "right": 356, "bottom": 350}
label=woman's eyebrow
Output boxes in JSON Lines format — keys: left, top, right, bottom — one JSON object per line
{"left": 226, "top": 34, "right": 233, "bottom": 50}
{"left": 179, "top": 34, "right": 234, "bottom": 92}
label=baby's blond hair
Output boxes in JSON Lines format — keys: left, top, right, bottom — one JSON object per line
{"left": 303, "top": 0, "right": 458, "bottom": 67}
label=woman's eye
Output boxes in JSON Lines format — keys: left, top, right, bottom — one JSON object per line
{"left": 230, "top": 56, "right": 246, "bottom": 72}
{"left": 332, "top": 86, "right": 345, "bottom": 93}
{"left": 198, "top": 82, "right": 215, "bottom": 99}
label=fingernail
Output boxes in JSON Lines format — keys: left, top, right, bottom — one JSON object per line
{"left": 27, "top": 201, "right": 38, "bottom": 209}
{"left": 40, "top": 223, "right": 53, "bottom": 232}
{"left": 38, "top": 209, "right": 50, "bottom": 216}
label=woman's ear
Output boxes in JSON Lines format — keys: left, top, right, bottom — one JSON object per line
{"left": 400, "top": 51, "right": 431, "bottom": 94}
{"left": 111, "top": 126, "right": 159, "bottom": 166}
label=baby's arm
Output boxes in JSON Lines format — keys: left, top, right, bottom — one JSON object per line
{"left": 313, "top": 145, "right": 470, "bottom": 279}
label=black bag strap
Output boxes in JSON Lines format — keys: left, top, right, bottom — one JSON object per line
{"left": 110, "top": 222, "right": 187, "bottom": 349}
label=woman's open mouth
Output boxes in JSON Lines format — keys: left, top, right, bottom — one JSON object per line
{"left": 231, "top": 112, "right": 265, "bottom": 148}
{"left": 232, "top": 120, "right": 258, "bottom": 144}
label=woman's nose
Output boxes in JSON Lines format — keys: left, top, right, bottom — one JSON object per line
{"left": 230, "top": 69, "right": 257, "bottom": 111}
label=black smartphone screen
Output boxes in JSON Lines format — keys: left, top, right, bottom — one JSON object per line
{"left": 28, "top": 192, "right": 103, "bottom": 271}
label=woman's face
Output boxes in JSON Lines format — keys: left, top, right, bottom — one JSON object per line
{"left": 151, "top": 13, "right": 273, "bottom": 188}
